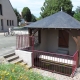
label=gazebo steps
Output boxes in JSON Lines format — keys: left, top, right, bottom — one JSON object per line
{"left": 4, "top": 53, "right": 28, "bottom": 68}
{"left": 19, "top": 62, "right": 27, "bottom": 65}
{"left": 4, "top": 53, "right": 15, "bottom": 58}
{"left": 6, "top": 55, "right": 19, "bottom": 62}
{"left": 10, "top": 58, "right": 23, "bottom": 64}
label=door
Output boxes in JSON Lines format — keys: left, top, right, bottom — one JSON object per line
{"left": 58, "top": 30, "right": 69, "bottom": 48}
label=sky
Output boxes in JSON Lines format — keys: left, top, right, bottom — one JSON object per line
{"left": 10, "top": 0, "right": 80, "bottom": 18}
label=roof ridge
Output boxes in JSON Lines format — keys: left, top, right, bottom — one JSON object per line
{"left": 26, "top": 11, "right": 80, "bottom": 29}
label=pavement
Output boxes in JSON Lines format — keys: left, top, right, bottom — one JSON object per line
{"left": 0, "top": 34, "right": 16, "bottom": 56}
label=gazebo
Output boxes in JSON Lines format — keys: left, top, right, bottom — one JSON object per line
{"left": 16, "top": 11, "right": 80, "bottom": 77}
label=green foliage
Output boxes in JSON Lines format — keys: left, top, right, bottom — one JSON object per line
{"left": 0, "top": 64, "right": 28, "bottom": 80}
{"left": 74, "top": 13, "right": 80, "bottom": 21}
{"left": 75, "top": 6, "right": 80, "bottom": 13}
{"left": 0, "top": 64, "right": 55, "bottom": 80}
{"left": 36, "top": 16, "right": 42, "bottom": 21}
{"left": 40, "top": 0, "right": 73, "bottom": 18}
{"left": 73, "top": 6, "right": 80, "bottom": 21}
{"left": 14, "top": 8, "right": 21, "bottom": 25}
{"left": 22, "top": 7, "right": 32, "bottom": 22}
{"left": 31, "top": 14, "right": 37, "bottom": 22}
{"left": 26, "top": 70, "right": 54, "bottom": 80}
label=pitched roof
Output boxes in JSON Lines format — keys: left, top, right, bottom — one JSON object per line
{"left": 26, "top": 11, "right": 80, "bottom": 29}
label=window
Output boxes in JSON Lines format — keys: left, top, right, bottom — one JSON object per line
{"left": 34, "top": 30, "right": 41, "bottom": 45}
{"left": 10, "top": 20, "right": 11, "bottom": 26}
{"left": 12, "top": 20, "right": 14, "bottom": 26}
{"left": 0, "top": 4, "right": 2, "bottom": 15}
{"left": 7, "top": 20, "right": 9, "bottom": 26}
{"left": 1, "top": 19, "right": 3, "bottom": 30}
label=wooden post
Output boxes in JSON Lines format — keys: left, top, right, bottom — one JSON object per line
{"left": 77, "top": 30, "right": 80, "bottom": 66}
{"left": 29, "top": 29, "right": 32, "bottom": 47}
{"left": 65, "top": 30, "right": 80, "bottom": 66}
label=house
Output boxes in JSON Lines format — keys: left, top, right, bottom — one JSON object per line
{"left": 15, "top": 11, "right": 80, "bottom": 77}
{"left": 0, "top": 0, "right": 17, "bottom": 32}
{"left": 19, "top": 12, "right": 34, "bottom": 26}
{"left": 19, "top": 18, "right": 34, "bottom": 26}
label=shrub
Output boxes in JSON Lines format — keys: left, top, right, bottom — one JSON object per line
{"left": 0, "top": 64, "right": 55, "bottom": 80}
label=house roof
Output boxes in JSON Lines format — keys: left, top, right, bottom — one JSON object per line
{"left": 26, "top": 11, "right": 80, "bottom": 29}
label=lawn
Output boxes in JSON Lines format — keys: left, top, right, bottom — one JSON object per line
{"left": 0, "top": 64, "right": 55, "bottom": 80}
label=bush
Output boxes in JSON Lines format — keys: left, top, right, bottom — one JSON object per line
{"left": 0, "top": 64, "right": 55, "bottom": 80}
{"left": 26, "top": 70, "right": 54, "bottom": 80}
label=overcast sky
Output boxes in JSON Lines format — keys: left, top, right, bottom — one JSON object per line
{"left": 10, "top": 0, "right": 80, "bottom": 17}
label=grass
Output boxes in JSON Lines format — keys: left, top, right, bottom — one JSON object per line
{"left": 0, "top": 64, "right": 55, "bottom": 80}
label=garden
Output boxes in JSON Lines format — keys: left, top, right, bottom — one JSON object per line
{"left": 0, "top": 64, "right": 55, "bottom": 80}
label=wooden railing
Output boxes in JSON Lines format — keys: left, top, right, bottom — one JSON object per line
{"left": 16, "top": 35, "right": 78, "bottom": 77}
{"left": 32, "top": 50, "right": 78, "bottom": 77}
{"left": 72, "top": 50, "right": 78, "bottom": 76}
{"left": 16, "top": 35, "right": 34, "bottom": 50}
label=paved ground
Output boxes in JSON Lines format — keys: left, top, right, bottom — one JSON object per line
{"left": 33, "top": 68, "right": 80, "bottom": 80}
{"left": 0, "top": 34, "right": 16, "bottom": 56}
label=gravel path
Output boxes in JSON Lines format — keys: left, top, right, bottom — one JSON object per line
{"left": 32, "top": 68, "right": 80, "bottom": 80}
{"left": 0, "top": 56, "right": 8, "bottom": 64}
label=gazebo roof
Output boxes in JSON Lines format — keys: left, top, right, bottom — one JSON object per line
{"left": 26, "top": 11, "right": 80, "bottom": 29}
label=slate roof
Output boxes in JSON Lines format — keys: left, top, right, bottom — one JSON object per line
{"left": 26, "top": 11, "right": 80, "bottom": 29}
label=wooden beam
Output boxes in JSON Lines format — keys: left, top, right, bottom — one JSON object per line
{"left": 65, "top": 30, "right": 78, "bottom": 44}
{"left": 28, "top": 28, "right": 32, "bottom": 36}
{"left": 63, "top": 29, "right": 80, "bottom": 66}
{"left": 28, "top": 28, "right": 33, "bottom": 46}
{"left": 32, "top": 28, "right": 39, "bottom": 36}
{"left": 77, "top": 36, "right": 80, "bottom": 66}
{"left": 76, "top": 30, "right": 80, "bottom": 67}
{"left": 77, "top": 30, "right": 80, "bottom": 51}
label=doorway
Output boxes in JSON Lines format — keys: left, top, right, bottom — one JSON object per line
{"left": 58, "top": 30, "right": 69, "bottom": 48}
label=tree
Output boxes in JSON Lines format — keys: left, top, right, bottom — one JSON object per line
{"left": 14, "top": 8, "right": 21, "bottom": 25}
{"left": 36, "top": 16, "right": 42, "bottom": 21}
{"left": 22, "top": 7, "right": 32, "bottom": 22}
{"left": 31, "top": 14, "right": 37, "bottom": 22}
{"left": 74, "top": 6, "right": 80, "bottom": 21}
{"left": 75, "top": 6, "right": 80, "bottom": 13}
{"left": 36, "top": 15, "right": 42, "bottom": 21}
{"left": 40, "top": 0, "right": 73, "bottom": 18}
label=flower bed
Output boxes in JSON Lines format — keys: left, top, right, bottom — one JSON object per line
{"left": 0, "top": 64, "right": 55, "bottom": 80}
